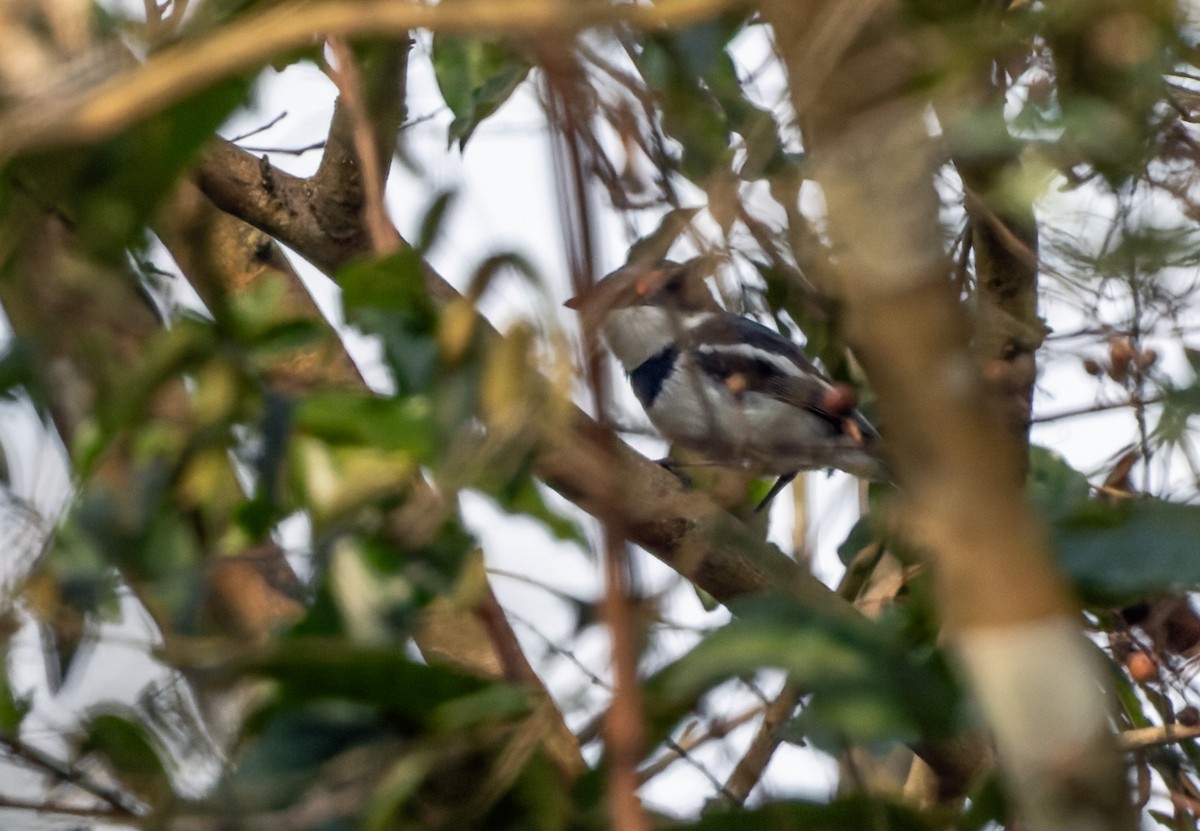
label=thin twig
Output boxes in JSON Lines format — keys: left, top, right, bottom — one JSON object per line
{"left": 1120, "top": 723, "right": 1200, "bottom": 751}
{"left": 0, "top": 737, "right": 146, "bottom": 817}
{"left": 506, "top": 610, "right": 611, "bottom": 692}
{"left": 239, "top": 140, "right": 326, "bottom": 156}
{"left": 0, "top": 796, "right": 123, "bottom": 819}
{"left": 720, "top": 682, "right": 800, "bottom": 804}
{"left": 638, "top": 705, "right": 763, "bottom": 784}
{"left": 228, "top": 111, "right": 288, "bottom": 142}
{"left": 1031, "top": 395, "right": 1164, "bottom": 424}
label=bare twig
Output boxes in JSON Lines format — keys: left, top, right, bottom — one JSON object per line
{"left": 239, "top": 140, "right": 326, "bottom": 156}
{"left": 1032, "top": 395, "right": 1164, "bottom": 424}
{"left": 0, "top": 796, "right": 123, "bottom": 819}
{"left": 228, "top": 111, "right": 288, "bottom": 142}
{"left": 720, "top": 682, "right": 801, "bottom": 804}
{"left": 637, "top": 704, "right": 762, "bottom": 784}
{"left": 0, "top": 737, "right": 146, "bottom": 817}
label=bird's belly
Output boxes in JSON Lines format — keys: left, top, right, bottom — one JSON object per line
{"left": 644, "top": 372, "right": 838, "bottom": 471}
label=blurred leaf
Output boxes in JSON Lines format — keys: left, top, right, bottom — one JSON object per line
{"left": 837, "top": 515, "right": 876, "bottom": 566}
{"left": 82, "top": 711, "right": 170, "bottom": 805}
{"left": 340, "top": 250, "right": 440, "bottom": 395}
{"left": 297, "top": 392, "right": 435, "bottom": 457}
{"left": 751, "top": 259, "right": 846, "bottom": 380}
{"left": 638, "top": 35, "right": 731, "bottom": 180}
{"left": 252, "top": 641, "right": 527, "bottom": 726}
{"left": 432, "top": 36, "right": 531, "bottom": 150}
{"left": 0, "top": 338, "right": 47, "bottom": 416}
{"left": 643, "top": 595, "right": 963, "bottom": 749}
{"left": 231, "top": 700, "right": 390, "bottom": 811}
{"left": 417, "top": 189, "right": 458, "bottom": 252}
{"left": 1054, "top": 499, "right": 1200, "bottom": 603}
{"left": 291, "top": 436, "right": 420, "bottom": 521}
{"left": 957, "top": 774, "right": 1008, "bottom": 831}
{"left": 0, "top": 662, "right": 30, "bottom": 736}
{"left": 60, "top": 463, "right": 207, "bottom": 628}
{"left": 490, "top": 476, "right": 587, "bottom": 548}
{"left": 104, "top": 318, "right": 219, "bottom": 433}
{"left": 17, "top": 75, "right": 250, "bottom": 263}
{"left": 361, "top": 734, "right": 568, "bottom": 831}
{"left": 463, "top": 251, "right": 543, "bottom": 302}
{"left": 430, "top": 684, "right": 533, "bottom": 733}
{"left": 701, "top": 49, "right": 785, "bottom": 180}
{"left": 636, "top": 14, "right": 777, "bottom": 183}
{"left": 1028, "top": 445, "right": 1092, "bottom": 522}
{"left": 665, "top": 796, "right": 938, "bottom": 830}
{"left": 1030, "top": 447, "right": 1200, "bottom": 602}
{"left": 237, "top": 391, "right": 294, "bottom": 536}
{"left": 340, "top": 248, "right": 432, "bottom": 317}
{"left": 1041, "top": 0, "right": 1176, "bottom": 182}
{"left": 625, "top": 207, "right": 701, "bottom": 265}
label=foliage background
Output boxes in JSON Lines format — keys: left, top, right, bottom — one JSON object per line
{"left": 3, "top": 0, "right": 1200, "bottom": 829}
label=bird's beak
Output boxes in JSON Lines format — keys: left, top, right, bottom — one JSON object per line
{"left": 563, "top": 294, "right": 583, "bottom": 310}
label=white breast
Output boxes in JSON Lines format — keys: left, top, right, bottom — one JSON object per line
{"left": 601, "top": 306, "right": 710, "bottom": 370}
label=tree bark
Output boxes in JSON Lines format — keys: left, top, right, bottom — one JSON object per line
{"left": 762, "top": 3, "right": 1135, "bottom": 828}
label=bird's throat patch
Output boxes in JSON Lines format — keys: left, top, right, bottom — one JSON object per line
{"left": 629, "top": 346, "right": 678, "bottom": 408}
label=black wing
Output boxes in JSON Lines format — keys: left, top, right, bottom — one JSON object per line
{"left": 687, "top": 313, "right": 849, "bottom": 432}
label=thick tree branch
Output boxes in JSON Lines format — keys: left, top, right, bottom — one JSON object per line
{"left": 157, "top": 181, "right": 587, "bottom": 778}
{"left": 0, "top": 0, "right": 745, "bottom": 162}
{"left": 763, "top": 3, "right": 1134, "bottom": 829}
{"left": 192, "top": 133, "right": 852, "bottom": 614}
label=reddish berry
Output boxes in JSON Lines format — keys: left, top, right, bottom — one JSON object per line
{"left": 1127, "top": 651, "right": 1158, "bottom": 684}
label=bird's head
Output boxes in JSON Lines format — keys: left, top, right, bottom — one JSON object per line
{"left": 565, "top": 259, "right": 721, "bottom": 332}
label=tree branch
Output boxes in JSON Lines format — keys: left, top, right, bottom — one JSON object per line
{"left": 720, "top": 682, "right": 800, "bottom": 804}
{"left": 0, "top": 0, "right": 745, "bottom": 162}
{"left": 1, "top": 737, "right": 146, "bottom": 817}
{"left": 762, "top": 2, "right": 1134, "bottom": 828}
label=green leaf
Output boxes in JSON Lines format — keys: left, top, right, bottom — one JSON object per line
{"left": 0, "top": 664, "right": 30, "bottom": 736}
{"left": 1028, "top": 445, "right": 1092, "bottom": 521}
{"left": 431, "top": 684, "right": 533, "bottom": 732}
{"left": 1054, "top": 499, "right": 1200, "bottom": 602}
{"left": 340, "top": 248, "right": 432, "bottom": 318}
{"left": 432, "top": 36, "right": 532, "bottom": 150}
{"left": 82, "top": 711, "right": 170, "bottom": 805}
{"left": 59, "top": 463, "right": 206, "bottom": 630}
{"left": 339, "top": 250, "right": 440, "bottom": 394}
{"left": 664, "top": 796, "right": 938, "bottom": 831}
{"left": 1028, "top": 446, "right": 1200, "bottom": 602}
{"left": 231, "top": 700, "right": 389, "bottom": 811}
{"left": 0, "top": 339, "right": 47, "bottom": 416}
{"left": 252, "top": 641, "right": 519, "bottom": 723}
{"left": 638, "top": 36, "right": 731, "bottom": 180}
{"left": 644, "top": 595, "right": 962, "bottom": 748}
{"left": 837, "top": 515, "right": 876, "bottom": 566}
{"left": 417, "top": 189, "right": 458, "bottom": 252}
{"left": 17, "top": 74, "right": 251, "bottom": 262}
{"left": 296, "top": 391, "right": 436, "bottom": 459}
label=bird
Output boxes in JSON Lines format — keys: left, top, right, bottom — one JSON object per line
{"left": 565, "top": 259, "right": 888, "bottom": 509}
